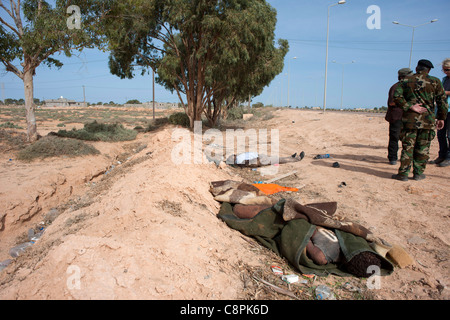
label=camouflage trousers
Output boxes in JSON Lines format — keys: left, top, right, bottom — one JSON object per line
{"left": 398, "top": 128, "right": 436, "bottom": 176}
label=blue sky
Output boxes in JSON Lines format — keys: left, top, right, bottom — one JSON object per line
{"left": 1, "top": 0, "right": 449, "bottom": 108}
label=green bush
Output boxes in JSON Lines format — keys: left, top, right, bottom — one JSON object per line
{"left": 227, "top": 106, "right": 245, "bottom": 120}
{"left": 54, "top": 121, "right": 137, "bottom": 141}
{"left": 17, "top": 136, "right": 100, "bottom": 161}
{"left": 168, "top": 112, "right": 190, "bottom": 127}
{"left": 0, "top": 121, "right": 23, "bottom": 129}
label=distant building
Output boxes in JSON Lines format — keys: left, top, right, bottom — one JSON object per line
{"left": 123, "top": 102, "right": 179, "bottom": 109}
{"left": 44, "top": 96, "right": 86, "bottom": 107}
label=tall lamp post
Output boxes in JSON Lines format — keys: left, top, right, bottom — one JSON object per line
{"left": 323, "top": 0, "right": 346, "bottom": 113}
{"left": 332, "top": 60, "right": 355, "bottom": 109}
{"left": 288, "top": 56, "right": 297, "bottom": 108}
{"left": 392, "top": 19, "right": 438, "bottom": 68}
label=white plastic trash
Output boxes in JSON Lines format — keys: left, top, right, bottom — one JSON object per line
{"left": 9, "top": 242, "right": 33, "bottom": 258}
{"left": 282, "top": 274, "right": 299, "bottom": 284}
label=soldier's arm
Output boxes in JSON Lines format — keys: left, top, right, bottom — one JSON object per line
{"left": 393, "top": 81, "right": 415, "bottom": 112}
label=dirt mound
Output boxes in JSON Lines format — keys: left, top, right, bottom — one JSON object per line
{"left": 0, "top": 109, "right": 448, "bottom": 300}
{"left": 0, "top": 128, "right": 267, "bottom": 299}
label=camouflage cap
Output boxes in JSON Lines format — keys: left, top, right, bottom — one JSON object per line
{"left": 417, "top": 59, "right": 434, "bottom": 69}
{"left": 398, "top": 68, "right": 413, "bottom": 77}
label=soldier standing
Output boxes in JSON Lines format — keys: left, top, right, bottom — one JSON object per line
{"left": 392, "top": 59, "right": 449, "bottom": 181}
{"left": 385, "top": 68, "right": 413, "bottom": 165}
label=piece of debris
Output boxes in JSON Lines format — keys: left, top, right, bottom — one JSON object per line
{"left": 0, "top": 259, "right": 12, "bottom": 272}
{"left": 282, "top": 274, "right": 299, "bottom": 284}
{"left": 252, "top": 275, "right": 298, "bottom": 300}
{"left": 315, "top": 285, "right": 336, "bottom": 300}
{"left": 9, "top": 242, "right": 34, "bottom": 258}
{"left": 271, "top": 266, "right": 283, "bottom": 275}
{"left": 314, "top": 154, "right": 330, "bottom": 159}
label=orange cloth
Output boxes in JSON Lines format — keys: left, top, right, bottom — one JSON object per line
{"left": 252, "top": 183, "right": 299, "bottom": 195}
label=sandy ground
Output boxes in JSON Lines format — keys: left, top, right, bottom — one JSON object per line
{"left": 0, "top": 107, "right": 448, "bottom": 300}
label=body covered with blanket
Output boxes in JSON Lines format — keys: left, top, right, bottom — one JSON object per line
{"left": 210, "top": 180, "right": 394, "bottom": 277}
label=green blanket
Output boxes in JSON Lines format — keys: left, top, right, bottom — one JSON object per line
{"left": 218, "top": 199, "right": 394, "bottom": 277}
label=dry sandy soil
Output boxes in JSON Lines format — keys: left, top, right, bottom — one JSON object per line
{"left": 0, "top": 107, "right": 448, "bottom": 300}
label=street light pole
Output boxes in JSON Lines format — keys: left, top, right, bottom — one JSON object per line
{"left": 332, "top": 60, "right": 355, "bottom": 109}
{"left": 288, "top": 56, "right": 297, "bottom": 108}
{"left": 152, "top": 69, "right": 155, "bottom": 120}
{"left": 392, "top": 19, "right": 438, "bottom": 68}
{"left": 323, "top": 0, "right": 346, "bottom": 113}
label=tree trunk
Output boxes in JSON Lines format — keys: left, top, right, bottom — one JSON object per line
{"left": 23, "top": 69, "right": 38, "bottom": 142}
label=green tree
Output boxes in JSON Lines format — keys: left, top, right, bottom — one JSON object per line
{"left": 0, "top": 0, "right": 106, "bottom": 141}
{"left": 125, "top": 99, "right": 141, "bottom": 104}
{"left": 103, "top": 0, "right": 287, "bottom": 128}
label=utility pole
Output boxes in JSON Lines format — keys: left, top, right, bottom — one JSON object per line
{"left": 82, "top": 85, "right": 86, "bottom": 106}
{"left": 323, "top": 0, "right": 346, "bottom": 112}
{"left": 152, "top": 69, "right": 155, "bottom": 120}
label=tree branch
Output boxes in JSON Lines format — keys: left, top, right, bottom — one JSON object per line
{"left": 0, "top": 57, "right": 23, "bottom": 78}
{"left": 11, "top": 0, "right": 23, "bottom": 36}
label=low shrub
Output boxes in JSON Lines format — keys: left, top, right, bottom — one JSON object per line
{"left": 54, "top": 121, "right": 137, "bottom": 141}
{"left": 0, "top": 121, "right": 23, "bottom": 129}
{"left": 168, "top": 112, "right": 190, "bottom": 127}
{"left": 17, "top": 136, "right": 100, "bottom": 161}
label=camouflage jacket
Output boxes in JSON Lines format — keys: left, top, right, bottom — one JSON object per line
{"left": 393, "top": 71, "right": 449, "bottom": 129}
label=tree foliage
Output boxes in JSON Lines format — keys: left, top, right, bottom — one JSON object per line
{"left": 102, "top": 0, "right": 288, "bottom": 128}
{"left": 0, "top": 0, "right": 108, "bottom": 141}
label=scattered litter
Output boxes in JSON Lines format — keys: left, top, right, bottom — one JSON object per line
{"left": 332, "top": 162, "right": 340, "bottom": 168}
{"left": 252, "top": 275, "right": 299, "bottom": 300}
{"left": 416, "top": 260, "right": 428, "bottom": 268}
{"left": 315, "top": 285, "right": 336, "bottom": 300}
{"left": 28, "top": 227, "right": 45, "bottom": 241}
{"left": 339, "top": 181, "right": 347, "bottom": 188}
{"left": 0, "top": 259, "right": 12, "bottom": 272}
{"left": 9, "top": 242, "right": 34, "bottom": 258}
{"left": 282, "top": 274, "right": 299, "bottom": 284}
{"left": 314, "top": 154, "right": 330, "bottom": 159}
{"left": 342, "top": 282, "right": 362, "bottom": 293}
{"left": 271, "top": 265, "right": 283, "bottom": 275}
{"left": 104, "top": 165, "right": 115, "bottom": 175}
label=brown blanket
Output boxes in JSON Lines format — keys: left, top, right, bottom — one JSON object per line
{"left": 209, "top": 180, "right": 276, "bottom": 206}
{"left": 210, "top": 181, "right": 391, "bottom": 251}
{"left": 282, "top": 198, "right": 377, "bottom": 242}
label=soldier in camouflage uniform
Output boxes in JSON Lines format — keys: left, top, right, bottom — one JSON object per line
{"left": 392, "top": 59, "right": 449, "bottom": 181}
